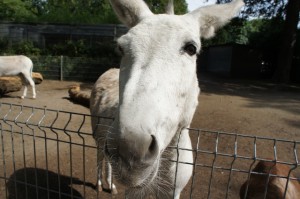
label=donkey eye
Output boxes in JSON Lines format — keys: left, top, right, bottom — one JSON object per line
{"left": 183, "top": 43, "right": 197, "bottom": 56}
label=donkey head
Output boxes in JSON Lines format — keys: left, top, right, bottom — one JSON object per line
{"left": 106, "top": 0, "right": 244, "bottom": 188}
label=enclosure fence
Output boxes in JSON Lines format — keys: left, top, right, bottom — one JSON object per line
{"left": 0, "top": 23, "right": 127, "bottom": 47}
{"left": 0, "top": 102, "right": 299, "bottom": 199}
{"left": 31, "top": 56, "right": 119, "bottom": 82}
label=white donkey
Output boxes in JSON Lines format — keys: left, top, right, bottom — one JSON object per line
{"left": 0, "top": 55, "right": 36, "bottom": 99}
{"left": 90, "top": 0, "right": 244, "bottom": 198}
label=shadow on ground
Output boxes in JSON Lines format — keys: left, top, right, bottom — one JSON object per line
{"left": 6, "top": 168, "right": 96, "bottom": 199}
{"left": 198, "top": 73, "right": 300, "bottom": 115}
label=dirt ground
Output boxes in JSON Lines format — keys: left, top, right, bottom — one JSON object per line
{"left": 0, "top": 74, "right": 300, "bottom": 199}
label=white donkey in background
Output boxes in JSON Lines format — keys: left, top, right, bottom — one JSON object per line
{"left": 90, "top": 0, "right": 244, "bottom": 198}
{"left": 0, "top": 55, "right": 36, "bottom": 99}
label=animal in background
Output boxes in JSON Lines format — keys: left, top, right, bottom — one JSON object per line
{"left": 0, "top": 55, "right": 36, "bottom": 99}
{"left": 240, "top": 160, "right": 300, "bottom": 199}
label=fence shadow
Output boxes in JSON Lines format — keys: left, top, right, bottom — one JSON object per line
{"left": 6, "top": 168, "right": 96, "bottom": 199}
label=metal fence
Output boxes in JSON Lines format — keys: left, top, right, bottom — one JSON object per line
{"left": 0, "top": 102, "right": 299, "bottom": 199}
{"left": 0, "top": 23, "right": 127, "bottom": 48}
{"left": 31, "top": 56, "right": 119, "bottom": 82}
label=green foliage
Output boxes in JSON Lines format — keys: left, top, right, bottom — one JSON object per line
{"left": 0, "top": 0, "right": 38, "bottom": 22}
{"left": 243, "top": 18, "right": 284, "bottom": 50}
{"left": 49, "top": 40, "right": 87, "bottom": 57}
{"left": 47, "top": 39, "right": 120, "bottom": 59}
{"left": 30, "top": 55, "right": 119, "bottom": 81}
{"left": 145, "top": 0, "right": 188, "bottom": 14}
{"left": 0, "top": 0, "right": 188, "bottom": 24}
{"left": 0, "top": 38, "right": 10, "bottom": 54}
{"left": 37, "top": 0, "right": 119, "bottom": 24}
{"left": 0, "top": 39, "right": 41, "bottom": 55}
{"left": 12, "top": 41, "right": 41, "bottom": 55}
{"left": 217, "top": 0, "right": 287, "bottom": 18}
{"left": 0, "top": 0, "right": 118, "bottom": 24}
{"left": 30, "top": 55, "right": 61, "bottom": 73}
{"left": 203, "top": 18, "right": 246, "bottom": 46}
{"left": 203, "top": 17, "right": 284, "bottom": 50}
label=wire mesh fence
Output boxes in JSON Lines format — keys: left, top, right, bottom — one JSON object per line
{"left": 31, "top": 56, "right": 119, "bottom": 82}
{"left": 0, "top": 23, "right": 127, "bottom": 48}
{"left": 1, "top": 23, "right": 125, "bottom": 82}
{"left": 0, "top": 102, "right": 299, "bottom": 199}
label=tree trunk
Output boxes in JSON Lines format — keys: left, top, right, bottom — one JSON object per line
{"left": 273, "top": 0, "right": 300, "bottom": 83}
{"left": 0, "top": 73, "right": 43, "bottom": 96}
{"left": 0, "top": 77, "right": 22, "bottom": 95}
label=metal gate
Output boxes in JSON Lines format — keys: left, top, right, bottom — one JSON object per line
{"left": 0, "top": 103, "right": 299, "bottom": 199}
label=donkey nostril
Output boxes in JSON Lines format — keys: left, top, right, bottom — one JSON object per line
{"left": 118, "top": 133, "right": 158, "bottom": 163}
{"left": 148, "top": 135, "right": 157, "bottom": 153}
{"left": 145, "top": 135, "right": 159, "bottom": 162}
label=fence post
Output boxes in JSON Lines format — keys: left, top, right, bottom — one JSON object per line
{"left": 60, "top": 55, "right": 63, "bottom": 81}
{"left": 114, "top": 25, "right": 117, "bottom": 41}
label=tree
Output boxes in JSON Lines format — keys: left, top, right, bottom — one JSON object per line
{"left": 145, "top": 0, "right": 188, "bottom": 14}
{"left": 0, "top": 0, "right": 37, "bottom": 22}
{"left": 0, "top": 0, "right": 187, "bottom": 24}
{"left": 36, "top": 0, "right": 119, "bottom": 24}
{"left": 273, "top": 0, "right": 300, "bottom": 82}
{"left": 217, "top": 0, "right": 300, "bottom": 83}
{"left": 202, "top": 18, "right": 247, "bottom": 46}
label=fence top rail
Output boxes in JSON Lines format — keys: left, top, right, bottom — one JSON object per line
{"left": 190, "top": 127, "right": 300, "bottom": 144}
{"left": 0, "top": 102, "right": 113, "bottom": 120}
{"left": 0, "top": 21, "right": 127, "bottom": 28}
{"left": 0, "top": 22, "right": 128, "bottom": 36}
{"left": 1, "top": 102, "right": 299, "bottom": 145}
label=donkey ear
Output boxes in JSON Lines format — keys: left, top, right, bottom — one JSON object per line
{"left": 109, "top": 0, "right": 153, "bottom": 27}
{"left": 187, "top": 0, "right": 244, "bottom": 39}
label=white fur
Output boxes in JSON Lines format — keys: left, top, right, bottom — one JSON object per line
{"left": 90, "top": 0, "right": 243, "bottom": 198}
{"left": 0, "top": 55, "right": 36, "bottom": 99}
{"left": 90, "top": 68, "right": 119, "bottom": 194}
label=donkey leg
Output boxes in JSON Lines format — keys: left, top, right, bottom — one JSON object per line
{"left": 171, "top": 130, "right": 193, "bottom": 199}
{"left": 22, "top": 73, "right": 36, "bottom": 99}
{"left": 104, "top": 160, "right": 117, "bottom": 194}
{"left": 97, "top": 159, "right": 118, "bottom": 194}
{"left": 21, "top": 85, "right": 28, "bottom": 99}
{"left": 30, "top": 80, "right": 36, "bottom": 99}
{"left": 97, "top": 160, "right": 104, "bottom": 192}
{"left": 27, "top": 77, "right": 36, "bottom": 99}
